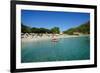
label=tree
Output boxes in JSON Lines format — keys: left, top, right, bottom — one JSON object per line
{"left": 31, "top": 27, "right": 39, "bottom": 33}
{"left": 31, "top": 28, "right": 51, "bottom": 33}
{"left": 51, "top": 27, "right": 60, "bottom": 34}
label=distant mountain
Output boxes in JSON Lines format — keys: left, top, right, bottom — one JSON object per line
{"left": 63, "top": 21, "right": 90, "bottom": 35}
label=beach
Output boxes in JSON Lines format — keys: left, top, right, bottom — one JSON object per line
{"left": 21, "top": 33, "right": 89, "bottom": 42}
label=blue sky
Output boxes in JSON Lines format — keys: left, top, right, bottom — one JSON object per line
{"left": 21, "top": 10, "right": 90, "bottom": 32}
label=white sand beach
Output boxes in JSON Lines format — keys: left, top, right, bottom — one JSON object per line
{"left": 21, "top": 33, "right": 89, "bottom": 42}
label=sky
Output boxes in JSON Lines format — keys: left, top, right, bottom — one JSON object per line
{"left": 21, "top": 10, "right": 90, "bottom": 32}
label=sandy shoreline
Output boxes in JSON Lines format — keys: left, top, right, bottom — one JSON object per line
{"left": 21, "top": 34, "right": 89, "bottom": 42}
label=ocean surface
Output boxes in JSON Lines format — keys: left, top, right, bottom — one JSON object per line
{"left": 21, "top": 36, "right": 90, "bottom": 63}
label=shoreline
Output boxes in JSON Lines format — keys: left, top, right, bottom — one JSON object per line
{"left": 21, "top": 34, "right": 89, "bottom": 42}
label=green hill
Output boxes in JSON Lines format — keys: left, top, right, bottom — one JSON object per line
{"left": 21, "top": 23, "right": 31, "bottom": 33}
{"left": 63, "top": 21, "right": 90, "bottom": 35}
{"left": 21, "top": 23, "right": 60, "bottom": 33}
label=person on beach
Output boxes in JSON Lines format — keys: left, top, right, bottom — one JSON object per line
{"left": 52, "top": 34, "right": 58, "bottom": 42}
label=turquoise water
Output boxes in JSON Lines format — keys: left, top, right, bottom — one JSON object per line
{"left": 21, "top": 36, "right": 90, "bottom": 63}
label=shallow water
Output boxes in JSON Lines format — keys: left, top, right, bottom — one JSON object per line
{"left": 21, "top": 36, "right": 90, "bottom": 63}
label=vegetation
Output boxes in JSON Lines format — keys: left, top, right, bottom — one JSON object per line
{"left": 63, "top": 21, "right": 90, "bottom": 35}
{"left": 21, "top": 23, "right": 60, "bottom": 34}
{"left": 31, "top": 27, "right": 51, "bottom": 33}
{"left": 51, "top": 27, "right": 60, "bottom": 34}
{"left": 21, "top": 23, "right": 31, "bottom": 33}
{"left": 22, "top": 21, "right": 90, "bottom": 35}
